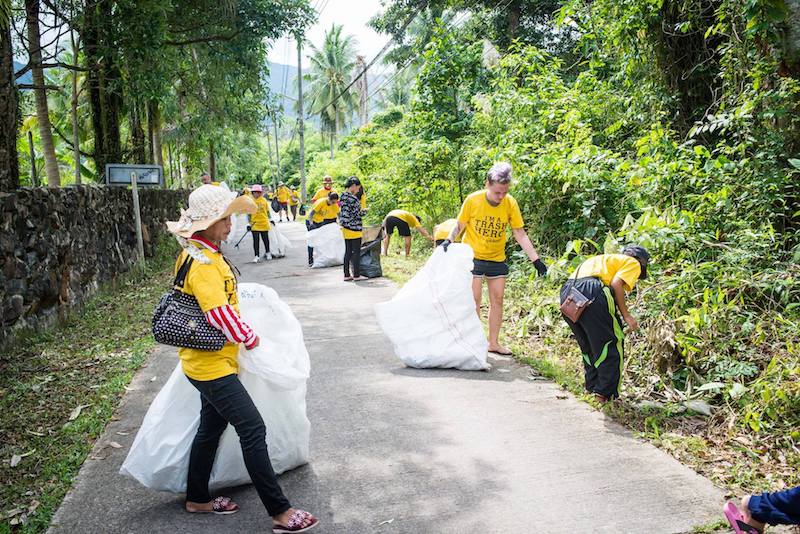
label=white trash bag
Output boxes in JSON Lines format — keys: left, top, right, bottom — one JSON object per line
{"left": 306, "top": 222, "right": 344, "bottom": 268}
{"left": 375, "top": 243, "right": 489, "bottom": 370}
{"left": 120, "top": 283, "right": 311, "bottom": 492}
{"left": 268, "top": 224, "right": 292, "bottom": 258}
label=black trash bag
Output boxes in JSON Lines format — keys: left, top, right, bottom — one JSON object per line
{"left": 359, "top": 237, "right": 383, "bottom": 278}
{"left": 299, "top": 205, "right": 307, "bottom": 216}
{"left": 271, "top": 198, "right": 282, "bottom": 213}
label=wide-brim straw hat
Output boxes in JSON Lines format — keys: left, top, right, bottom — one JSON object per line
{"left": 167, "top": 184, "right": 256, "bottom": 239}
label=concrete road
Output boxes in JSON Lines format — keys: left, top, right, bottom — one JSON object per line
{"left": 49, "top": 222, "right": 725, "bottom": 534}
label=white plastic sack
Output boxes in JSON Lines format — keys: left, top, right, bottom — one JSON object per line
{"left": 120, "top": 283, "right": 311, "bottom": 492}
{"left": 375, "top": 244, "right": 489, "bottom": 370}
{"left": 306, "top": 222, "right": 344, "bottom": 268}
{"left": 268, "top": 224, "right": 292, "bottom": 257}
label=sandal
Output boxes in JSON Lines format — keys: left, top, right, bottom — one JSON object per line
{"left": 723, "top": 502, "right": 763, "bottom": 534}
{"left": 186, "top": 496, "right": 239, "bottom": 515}
{"left": 273, "top": 509, "right": 319, "bottom": 533}
{"left": 343, "top": 276, "right": 354, "bottom": 282}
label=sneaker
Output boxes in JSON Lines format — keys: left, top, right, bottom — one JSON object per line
{"left": 252, "top": 256, "right": 260, "bottom": 263}
{"left": 263, "top": 252, "right": 273, "bottom": 261}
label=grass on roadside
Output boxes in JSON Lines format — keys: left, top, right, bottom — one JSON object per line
{"left": 0, "top": 239, "right": 179, "bottom": 533}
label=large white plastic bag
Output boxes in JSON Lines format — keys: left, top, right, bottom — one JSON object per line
{"left": 268, "top": 224, "right": 292, "bottom": 257}
{"left": 306, "top": 222, "right": 344, "bottom": 268}
{"left": 119, "top": 283, "right": 311, "bottom": 492}
{"left": 374, "top": 244, "right": 489, "bottom": 370}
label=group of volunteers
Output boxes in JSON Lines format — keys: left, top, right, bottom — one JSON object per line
{"left": 148, "top": 166, "right": 794, "bottom": 534}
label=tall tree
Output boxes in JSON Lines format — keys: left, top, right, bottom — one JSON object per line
{"left": 305, "top": 24, "right": 357, "bottom": 157}
{"left": 25, "top": 0, "right": 60, "bottom": 186}
{"left": 0, "top": 0, "right": 18, "bottom": 191}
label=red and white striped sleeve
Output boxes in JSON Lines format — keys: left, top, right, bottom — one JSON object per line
{"left": 205, "top": 305, "right": 259, "bottom": 349}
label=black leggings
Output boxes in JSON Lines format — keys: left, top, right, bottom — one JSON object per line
{"left": 253, "top": 230, "right": 270, "bottom": 256}
{"left": 343, "top": 237, "right": 362, "bottom": 278}
{"left": 186, "top": 374, "right": 291, "bottom": 516}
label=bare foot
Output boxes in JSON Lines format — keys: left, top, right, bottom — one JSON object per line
{"left": 740, "top": 496, "right": 766, "bottom": 532}
{"left": 488, "top": 345, "right": 513, "bottom": 355}
{"left": 185, "top": 496, "right": 238, "bottom": 514}
{"left": 273, "top": 508, "right": 318, "bottom": 531}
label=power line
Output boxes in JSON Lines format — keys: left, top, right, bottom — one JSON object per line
{"left": 315, "top": 1, "right": 428, "bottom": 117}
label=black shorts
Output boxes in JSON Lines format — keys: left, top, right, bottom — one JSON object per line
{"left": 472, "top": 259, "right": 509, "bottom": 278}
{"left": 279, "top": 202, "right": 288, "bottom": 209}
{"left": 384, "top": 216, "right": 411, "bottom": 237}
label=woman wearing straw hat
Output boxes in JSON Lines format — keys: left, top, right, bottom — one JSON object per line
{"left": 250, "top": 184, "right": 272, "bottom": 263}
{"left": 166, "top": 185, "right": 319, "bottom": 533}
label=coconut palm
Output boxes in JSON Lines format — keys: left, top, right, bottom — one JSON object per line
{"left": 305, "top": 24, "right": 357, "bottom": 157}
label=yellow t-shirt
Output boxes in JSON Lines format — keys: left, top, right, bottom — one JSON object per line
{"left": 342, "top": 228, "right": 363, "bottom": 239}
{"left": 175, "top": 248, "right": 240, "bottom": 381}
{"left": 360, "top": 190, "right": 367, "bottom": 209}
{"left": 289, "top": 191, "right": 300, "bottom": 206}
{"left": 251, "top": 196, "right": 271, "bottom": 231}
{"left": 457, "top": 190, "right": 524, "bottom": 262}
{"left": 312, "top": 187, "right": 336, "bottom": 202}
{"left": 572, "top": 254, "right": 642, "bottom": 291}
{"left": 434, "top": 218, "right": 461, "bottom": 241}
{"left": 277, "top": 186, "right": 291, "bottom": 203}
{"left": 387, "top": 209, "right": 421, "bottom": 229}
{"left": 311, "top": 198, "right": 340, "bottom": 223}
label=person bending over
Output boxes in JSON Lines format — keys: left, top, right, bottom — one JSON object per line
{"left": 382, "top": 209, "right": 433, "bottom": 257}
{"left": 559, "top": 245, "right": 650, "bottom": 402}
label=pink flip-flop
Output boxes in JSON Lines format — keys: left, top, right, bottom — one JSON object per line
{"left": 723, "top": 501, "right": 762, "bottom": 534}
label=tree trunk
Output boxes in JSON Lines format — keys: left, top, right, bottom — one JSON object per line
{"left": 0, "top": 23, "right": 19, "bottom": 191}
{"left": 130, "top": 100, "right": 146, "bottom": 163}
{"left": 149, "top": 100, "right": 164, "bottom": 167}
{"left": 167, "top": 143, "right": 174, "bottom": 187}
{"left": 70, "top": 28, "right": 81, "bottom": 185}
{"left": 330, "top": 123, "right": 335, "bottom": 158}
{"left": 208, "top": 140, "right": 215, "bottom": 180}
{"left": 297, "top": 35, "right": 306, "bottom": 202}
{"left": 84, "top": 0, "right": 122, "bottom": 177}
{"left": 25, "top": 0, "right": 60, "bottom": 187}
{"left": 506, "top": 0, "right": 521, "bottom": 44}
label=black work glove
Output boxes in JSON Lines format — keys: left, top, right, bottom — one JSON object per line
{"left": 439, "top": 239, "right": 451, "bottom": 252}
{"left": 533, "top": 258, "right": 548, "bottom": 276}
{"left": 246, "top": 225, "right": 252, "bottom": 232}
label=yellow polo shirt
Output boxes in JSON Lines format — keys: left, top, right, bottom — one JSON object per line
{"left": 277, "top": 186, "right": 291, "bottom": 203}
{"left": 387, "top": 210, "right": 421, "bottom": 229}
{"left": 434, "top": 218, "right": 461, "bottom": 241}
{"left": 175, "top": 247, "right": 240, "bottom": 381}
{"left": 457, "top": 190, "right": 524, "bottom": 262}
{"left": 311, "top": 198, "right": 340, "bottom": 223}
{"left": 289, "top": 192, "right": 299, "bottom": 206}
{"left": 572, "top": 254, "right": 642, "bottom": 291}
{"left": 312, "top": 186, "right": 337, "bottom": 202}
{"left": 251, "top": 196, "right": 271, "bottom": 231}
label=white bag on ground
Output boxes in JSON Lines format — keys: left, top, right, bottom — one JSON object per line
{"left": 375, "top": 244, "right": 489, "bottom": 370}
{"left": 120, "top": 283, "right": 311, "bottom": 492}
{"left": 306, "top": 222, "right": 344, "bottom": 268}
{"left": 268, "top": 224, "right": 292, "bottom": 257}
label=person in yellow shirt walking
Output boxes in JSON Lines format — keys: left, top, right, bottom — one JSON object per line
{"left": 165, "top": 185, "right": 318, "bottom": 532}
{"left": 381, "top": 209, "right": 433, "bottom": 256}
{"left": 289, "top": 187, "right": 300, "bottom": 221}
{"left": 311, "top": 175, "right": 337, "bottom": 202}
{"left": 560, "top": 246, "right": 650, "bottom": 402}
{"left": 276, "top": 182, "right": 291, "bottom": 222}
{"left": 306, "top": 192, "right": 340, "bottom": 267}
{"left": 249, "top": 185, "right": 272, "bottom": 263}
{"left": 440, "top": 162, "right": 547, "bottom": 356}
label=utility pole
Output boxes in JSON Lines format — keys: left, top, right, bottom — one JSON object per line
{"left": 272, "top": 115, "right": 281, "bottom": 191}
{"left": 297, "top": 34, "right": 306, "bottom": 202}
{"left": 355, "top": 55, "right": 368, "bottom": 126}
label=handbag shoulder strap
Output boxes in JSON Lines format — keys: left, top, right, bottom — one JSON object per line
{"left": 567, "top": 260, "right": 583, "bottom": 290}
{"left": 174, "top": 255, "right": 194, "bottom": 290}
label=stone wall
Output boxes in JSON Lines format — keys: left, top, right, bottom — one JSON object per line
{"left": 0, "top": 185, "right": 189, "bottom": 347}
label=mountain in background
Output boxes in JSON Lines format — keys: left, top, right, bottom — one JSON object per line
{"left": 13, "top": 61, "right": 33, "bottom": 85}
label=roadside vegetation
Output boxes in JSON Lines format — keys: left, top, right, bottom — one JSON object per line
{"left": 0, "top": 240, "right": 178, "bottom": 533}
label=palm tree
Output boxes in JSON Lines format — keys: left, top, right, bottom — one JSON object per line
{"left": 0, "top": 0, "right": 19, "bottom": 191}
{"left": 305, "top": 24, "right": 357, "bottom": 157}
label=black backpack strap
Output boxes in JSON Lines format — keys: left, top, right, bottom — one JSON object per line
{"left": 174, "top": 256, "right": 194, "bottom": 290}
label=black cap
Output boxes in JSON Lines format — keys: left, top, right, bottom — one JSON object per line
{"left": 622, "top": 244, "right": 650, "bottom": 279}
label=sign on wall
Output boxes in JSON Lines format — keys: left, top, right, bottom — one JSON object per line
{"left": 105, "top": 164, "right": 164, "bottom": 187}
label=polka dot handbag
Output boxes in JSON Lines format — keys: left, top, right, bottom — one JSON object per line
{"left": 152, "top": 257, "right": 227, "bottom": 351}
